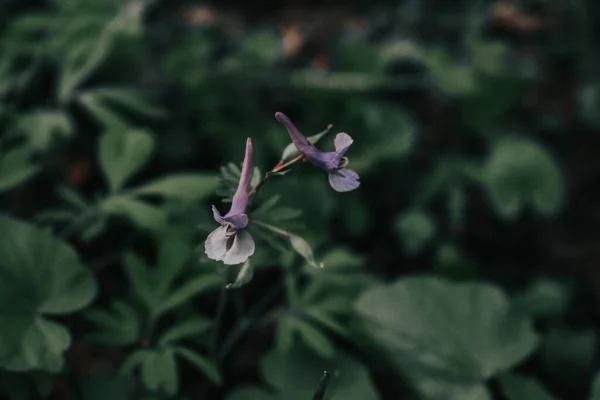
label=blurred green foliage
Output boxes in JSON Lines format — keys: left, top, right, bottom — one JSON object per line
{"left": 1, "top": 0, "right": 600, "bottom": 399}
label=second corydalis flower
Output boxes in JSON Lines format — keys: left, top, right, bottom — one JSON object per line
{"left": 205, "top": 138, "right": 255, "bottom": 265}
{"left": 275, "top": 112, "right": 360, "bottom": 192}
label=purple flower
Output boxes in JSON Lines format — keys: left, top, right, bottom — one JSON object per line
{"left": 275, "top": 112, "right": 360, "bottom": 192}
{"left": 205, "top": 138, "right": 255, "bottom": 265}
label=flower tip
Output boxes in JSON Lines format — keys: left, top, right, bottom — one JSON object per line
{"left": 245, "top": 137, "right": 253, "bottom": 151}
{"left": 274, "top": 112, "right": 288, "bottom": 124}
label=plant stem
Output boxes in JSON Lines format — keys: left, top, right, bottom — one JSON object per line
{"left": 250, "top": 154, "right": 306, "bottom": 198}
{"left": 209, "top": 284, "right": 228, "bottom": 359}
{"left": 216, "top": 281, "right": 283, "bottom": 363}
{"left": 252, "top": 220, "right": 291, "bottom": 237}
{"left": 284, "top": 261, "right": 299, "bottom": 307}
{"left": 58, "top": 207, "right": 97, "bottom": 239}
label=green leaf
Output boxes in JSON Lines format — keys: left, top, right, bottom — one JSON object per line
{"left": 227, "top": 387, "right": 274, "bottom": 400}
{"left": 78, "top": 371, "right": 130, "bottom": 400}
{"left": 433, "top": 243, "right": 476, "bottom": 279}
{"left": 119, "top": 349, "right": 153, "bottom": 375}
{"left": 158, "top": 316, "right": 212, "bottom": 346}
{"left": 289, "top": 235, "right": 323, "bottom": 269}
{"left": 86, "top": 300, "right": 142, "bottom": 346}
{"left": 239, "top": 29, "right": 282, "bottom": 68}
{"left": 98, "top": 129, "right": 155, "bottom": 192}
{"left": 162, "top": 350, "right": 179, "bottom": 396}
{"left": 260, "top": 345, "right": 378, "bottom": 399}
{"left": 155, "top": 238, "right": 192, "bottom": 297}
{"left": 56, "top": 185, "right": 88, "bottom": 210}
{"left": 291, "top": 318, "right": 335, "bottom": 359}
{"left": 511, "top": 279, "right": 570, "bottom": 319}
{"left": 0, "top": 215, "right": 97, "bottom": 371}
{"left": 101, "top": 196, "right": 167, "bottom": 233}
{"left": 17, "top": 110, "right": 73, "bottom": 150}
{"left": 57, "top": 24, "right": 117, "bottom": 103}
{"left": 132, "top": 173, "right": 219, "bottom": 202}
{"left": 354, "top": 276, "right": 539, "bottom": 400}
{"left": 541, "top": 328, "right": 596, "bottom": 389}
{"left": 218, "top": 163, "right": 262, "bottom": 203}
{"left": 32, "top": 371, "right": 54, "bottom": 398}
{"left": 303, "top": 309, "right": 347, "bottom": 337}
{"left": 227, "top": 260, "right": 254, "bottom": 289}
{"left": 499, "top": 373, "right": 556, "bottom": 400}
{"left": 0, "top": 371, "right": 29, "bottom": 400}
{"left": 173, "top": 346, "right": 222, "bottom": 385}
{"left": 140, "top": 351, "right": 161, "bottom": 391}
{"left": 78, "top": 90, "right": 129, "bottom": 129}
{"left": 80, "top": 87, "right": 166, "bottom": 118}
{"left": 357, "top": 103, "right": 417, "bottom": 169}
{"left": 275, "top": 315, "right": 295, "bottom": 353}
{"left": 156, "top": 275, "right": 222, "bottom": 315}
{"left": 423, "top": 47, "right": 476, "bottom": 96}
{"left": 123, "top": 252, "right": 155, "bottom": 306}
{"left": 3, "top": 318, "right": 70, "bottom": 373}
{"left": 0, "top": 144, "right": 40, "bottom": 193}
{"left": 395, "top": 209, "right": 436, "bottom": 255}
{"left": 591, "top": 372, "right": 600, "bottom": 400}
{"left": 483, "top": 137, "right": 564, "bottom": 219}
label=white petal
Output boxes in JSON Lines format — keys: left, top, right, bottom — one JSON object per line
{"left": 334, "top": 132, "right": 353, "bottom": 152}
{"left": 222, "top": 229, "right": 255, "bottom": 265}
{"left": 204, "top": 225, "right": 229, "bottom": 261}
{"left": 328, "top": 168, "right": 360, "bottom": 192}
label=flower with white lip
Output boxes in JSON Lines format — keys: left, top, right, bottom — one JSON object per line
{"left": 205, "top": 138, "right": 255, "bottom": 265}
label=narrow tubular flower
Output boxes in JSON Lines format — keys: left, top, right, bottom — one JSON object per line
{"left": 205, "top": 138, "right": 255, "bottom": 265}
{"left": 275, "top": 112, "right": 360, "bottom": 192}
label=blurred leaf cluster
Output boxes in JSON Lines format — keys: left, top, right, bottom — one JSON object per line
{"left": 1, "top": 0, "right": 600, "bottom": 399}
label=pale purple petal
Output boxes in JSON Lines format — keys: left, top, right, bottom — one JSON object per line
{"left": 221, "top": 213, "right": 248, "bottom": 230}
{"left": 275, "top": 112, "right": 312, "bottom": 152}
{"left": 228, "top": 138, "right": 253, "bottom": 216}
{"left": 328, "top": 168, "right": 360, "bottom": 192}
{"left": 212, "top": 205, "right": 224, "bottom": 224}
{"left": 334, "top": 132, "right": 353, "bottom": 153}
{"left": 307, "top": 151, "right": 338, "bottom": 171}
{"left": 222, "top": 229, "right": 255, "bottom": 265}
{"left": 204, "top": 225, "right": 230, "bottom": 261}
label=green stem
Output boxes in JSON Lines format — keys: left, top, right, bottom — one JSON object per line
{"left": 209, "top": 285, "right": 228, "bottom": 359}
{"left": 58, "top": 207, "right": 97, "bottom": 239}
{"left": 216, "top": 281, "right": 283, "bottom": 363}
{"left": 284, "top": 263, "right": 299, "bottom": 307}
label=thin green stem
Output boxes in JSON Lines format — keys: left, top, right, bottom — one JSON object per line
{"left": 284, "top": 262, "right": 299, "bottom": 307}
{"left": 58, "top": 207, "right": 97, "bottom": 239}
{"left": 216, "top": 281, "right": 283, "bottom": 363}
{"left": 209, "top": 284, "right": 228, "bottom": 359}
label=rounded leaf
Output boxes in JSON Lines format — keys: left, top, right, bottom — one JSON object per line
{"left": 483, "top": 137, "right": 564, "bottom": 218}
{"left": 354, "top": 276, "right": 539, "bottom": 386}
{"left": 0, "top": 215, "right": 96, "bottom": 370}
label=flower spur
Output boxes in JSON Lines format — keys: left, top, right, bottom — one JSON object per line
{"left": 275, "top": 112, "right": 360, "bottom": 192}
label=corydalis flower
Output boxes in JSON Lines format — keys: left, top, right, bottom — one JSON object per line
{"left": 205, "top": 138, "right": 255, "bottom": 265}
{"left": 275, "top": 112, "right": 360, "bottom": 192}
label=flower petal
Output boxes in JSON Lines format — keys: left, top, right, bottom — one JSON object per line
{"left": 328, "top": 168, "right": 360, "bottom": 192}
{"left": 222, "top": 229, "right": 255, "bottom": 265}
{"left": 204, "top": 225, "right": 229, "bottom": 261}
{"left": 222, "top": 213, "right": 248, "bottom": 230}
{"left": 275, "top": 112, "right": 312, "bottom": 151}
{"left": 229, "top": 138, "right": 253, "bottom": 216}
{"left": 212, "top": 205, "right": 224, "bottom": 224}
{"left": 334, "top": 132, "right": 353, "bottom": 152}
